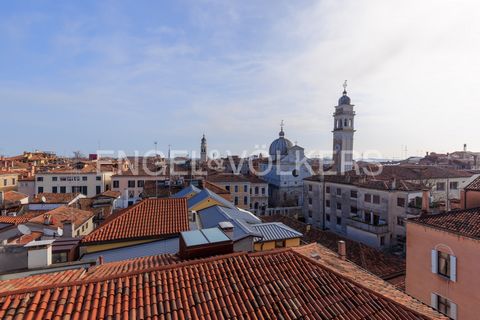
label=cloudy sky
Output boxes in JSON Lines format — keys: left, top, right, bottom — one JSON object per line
{"left": 1, "top": 0, "right": 479, "bottom": 159}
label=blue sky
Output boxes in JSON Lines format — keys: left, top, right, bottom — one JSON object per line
{"left": 1, "top": 0, "right": 479, "bottom": 159}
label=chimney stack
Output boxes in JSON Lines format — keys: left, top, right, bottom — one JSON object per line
{"left": 421, "top": 189, "right": 430, "bottom": 215}
{"left": 97, "top": 256, "right": 104, "bottom": 265}
{"left": 62, "top": 220, "right": 75, "bottom": 238}
{"left": 25, "top": 240, "right": 54, "bottom": 269}
{"left": 43, "top": 214, "right": 52, "bottom": 225}
{"left": 337, "top": 240, "right": 346, "bottom": 260}
{"left": 218, "top": 221, "right": 234, "bottom": 239}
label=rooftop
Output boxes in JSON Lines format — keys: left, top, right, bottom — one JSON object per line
{"left": 31, "top": 193, "right": 81, "bottom": 204}
{"left": 465, "top": 176, "right": 480, "bottom": 191}
{"left": 29, "top": 206, "right": 95, "bottom": 228}
{"left": 409, "top": 207, "right": 480, "bottom": 240}
{"left": 262, "top": 215, "right": 406, "bottom": 279}
{"left": 81, "top": 198, "right": 189, "bottom": 244}
{"left": 250, "top": 222, "right": 303, "bottom": 243}
{"left": 0, "top": 248, "right": 445, "bottom": 319}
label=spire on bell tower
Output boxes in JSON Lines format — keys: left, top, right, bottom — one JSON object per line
{"left": 200, "top": 133, "right": 207, "bottom": 162}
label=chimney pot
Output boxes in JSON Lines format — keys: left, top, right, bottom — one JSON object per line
{"left": 98, "top": 256, "right": 104, "bottom": 265}
{"left": 337, "top": 240, "right": 346, "bottom": 260}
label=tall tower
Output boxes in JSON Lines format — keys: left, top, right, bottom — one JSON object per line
{"left": 200, "top": 134, "right": 207, "bottom": 162}
{"left": 332, "top": 81, "right": 355, "bottom": 173}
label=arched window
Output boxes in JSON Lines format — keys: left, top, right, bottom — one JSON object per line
{"left": 344, "top": 119, "right": 348, "bottom": 127}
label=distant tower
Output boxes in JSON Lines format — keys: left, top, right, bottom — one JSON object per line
{"left": 332, "top": 81, "right": 355, "bottom": 173}
{"left": 200, "top": 134, "right": 207, "bottom": 162}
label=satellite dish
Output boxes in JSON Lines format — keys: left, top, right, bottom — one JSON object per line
{"left": 41, "top": 196, "right": 47, "bottom": 203}
{"left": 57, "top": 227, "right": 63, "bottom": 236}
{"left": 17, "top": 224, "right": 31, "bottom": 235}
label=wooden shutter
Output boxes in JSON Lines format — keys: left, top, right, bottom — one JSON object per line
{"left": 450, "top": 255, "right": 457, "bottom": 282}
{"left": 450, "top": 301, "right": 457, "bottom": 320}
{"left": 431, "top": 250, "right": 438, "bottom": 273}
{"left": 430, "top": 293, "right": 438, "bottom": 309}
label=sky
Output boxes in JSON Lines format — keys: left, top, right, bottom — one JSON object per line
{"left": 1, "top": 0, "right": 479, "bottom": 159}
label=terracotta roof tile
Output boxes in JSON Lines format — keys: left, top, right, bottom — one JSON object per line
{"left": 0, "top": 249, "right": 445, "bottom": 319}
{"left": 81, "top": 198, "right": 189, "bottom": 243}
{"left": 29, "top": 206, "right": 95, "bottom": 228}
{"left": 2, "top": 191, "right": 28, "bottom": 203}
{"left": 262, "top": 215, "right": 405, "bottom": 279}
{"left": 31, "top": 193, "right": 80, "bottom": 204}
{"left": 465, "top": 176, "right": 480, "bottom": 191}
{"left": 409, "top": 207, "right": 480, "bottom": 239}
{"left": 0, "top": 211, "right": 45, "bottom": 225}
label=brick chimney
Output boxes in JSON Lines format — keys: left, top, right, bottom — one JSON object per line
{"left": 337, "top": 240, "right": 346, "bottom": 260}
{"left": 62, "top": 220, "right": 75, "bottom": 238}
{"left": 97, "top": 256, "right": 104, "bottom": 265}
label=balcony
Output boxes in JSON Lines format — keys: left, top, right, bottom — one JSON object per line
{"left": 347, "top": 216, "right": 389, "bottom": 234}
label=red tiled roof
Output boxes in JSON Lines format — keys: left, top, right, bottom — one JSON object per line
{"left": 29, "top": 206, "right": 95, "bottom": 228}
{"left": 465, "top": 176, "right": 480, "bottom": 191}
{"left": 207, "top": 173, "right": 249, "bottom": 183}
{"left": 3, "top": 191, "right": 28, "bottom": 203}
{"left": 409, "top": 207, "right": 480, "bottom": 239}
{"left": 31, "top": 193, "right": 80, "bottom": 204}
{"left": 81, "top": 198, "right": 189, "bottom": 243}
{"left": 95, "top": 190, "right": 121, "bottom": 198}
{"left": 0, "top": 211, "right": 45, "bottom": 225}
{"left": 262, "top": 215, "right": 406, "bottom": 279}
{"left": 0, "top": 249, "right": 444, "bottom": 319}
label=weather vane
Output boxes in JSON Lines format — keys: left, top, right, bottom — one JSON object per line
{"left": 280, "top": 120, "right": 284, "bottom": 130}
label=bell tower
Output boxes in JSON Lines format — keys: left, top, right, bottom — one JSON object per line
{"left": 200, "top": 134, "right": 207, "bottom": 162}
{"left": 332, "top": 81, "right": 355, "bottom": 173}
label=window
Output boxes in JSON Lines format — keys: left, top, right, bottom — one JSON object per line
{"left": 128, "top": 180, "right": 135, "bottom": 188}
{"left": 326, "top": 214, "right": 330, "bottom": 221}
{"left": 351, "top": 206, "right": 358, "bottom": 214}
{"left": 326, "top": 200, "right": 330, "bottom": 207}
{"left": 336, "top": 217, "right": 341, "bottom": 225}
{"left": 60, "top": 186, "right": 66, "bottom": 193}
{"left": 432, "top": 294, "right": 457, "bottom": 319}
{"left": 96, "top": 176, "right": 102, "bottom": 181}
{"left": 225, "top": 185, "right": 230, "bottom": 191}
{"left": 12, "top": 178, "right": 15, "bottom": 185}
{"left": 96, "top": 186, "right": 101, "bottom": 195}
{"left": 397, "top": 216, "right": 405, "bottom": 226}
{"left": 255, "top": 186, "right": 259, "bottom": 194}
{"left": 432, "top": 250, "right": 456, "bottom": 281}
{"left": 3, "top": 179, "right": 7, "bottom": 186}
{"left": 326, "top": 186, "right": 330, "bottom": 194}
{"left": 137, "top": 180, "right": 144, "bottom": 188}
{"left": 261, "top": 187, "right": 265, "bottom": 195}
{"left": 244, "top": 185, "right": 248, "bottom": 192}
{"left": 438, "top": 252, "right": 451, "bottom": 278}
{"left": 36, "top": 176, "right": 43, "bottom": 182}
{"left": 52, "top": 176, "right": 58, "bottom": 181}
{"left": 234, "top": 185, "right": 238, "bottom": 192}
{"left": 234, "top": 197, "right": 238, "bottom": 205}
{"left": 113, "top": 180, "right": 119, "bottom": 188}
{"left": 350, "top": 190, "right": 357, "bottom": 198}
{"left": 243, "top": 196, "right": 248, "bottom": 205}
{"left": 82, "top": 176, "right": 88, "bottom": 181}
{"left": 380, "top": 236, "right": 385, "bottom": 246}
{"left": 308, "top": 210, "right": 312, "bottom": 218}
{"left": 52, "top": 186, "right": 58, "bottom": 193}
{"left": 397, "top": 197, "right": 406, "bottom": 207}
{"left": 436, "top": 182, "right": 445, "bottom": 191}
{"left": 364, "top": 194, "right": 371, "bottom": 202}
{"left": 38, "top": 187, "right": 44, "bottom": 193}
{"left": 372, "top": 195, "right": 380, "bottom": 204}
{"left": 336, "top": 203, "right": 342, "bottom": 210}
{"left": 308, "top": 197, "right": 312, "bottom": 205}
{"left": 336, "top": 188, "right": 341, "bottom": 196}
{"left": 449, "top": 182, "right": 458, "bottom": 190}
{"left": 52, "top": 252, "right": 68, "bottom": 264}
{"left": 275, "top": 240, "right": 286, "bottom": 248}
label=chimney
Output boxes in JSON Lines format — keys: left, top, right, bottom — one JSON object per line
{"left": 337, "top": 240, "right": 346, "bottom": 260}
{"left": 97, "top": 256, "right": 104, "bottom": 265}
{"left": 306, "top": 224, "right": 311, "bottom": 232}
{"left": 218, "top": 221, "right": 234, "bottom": 239}
{"left": 62, "top": 220, "right": 75, "bottom": 238}
{"left": 421, "top": 189, "right": 430, "bottom": 215}
{"left": 25, "top": 240, "right": 54, "bottom": 269}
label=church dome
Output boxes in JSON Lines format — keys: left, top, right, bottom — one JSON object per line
{"left": 269, "top": 127, "right": 293, "bottom": 157}
{"left": 338, "top": 90, "right": 351, "bottom": 105}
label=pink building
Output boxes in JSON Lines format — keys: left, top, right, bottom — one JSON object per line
{"left": 406, "top": 208, "right": 480, "bottom": 320}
